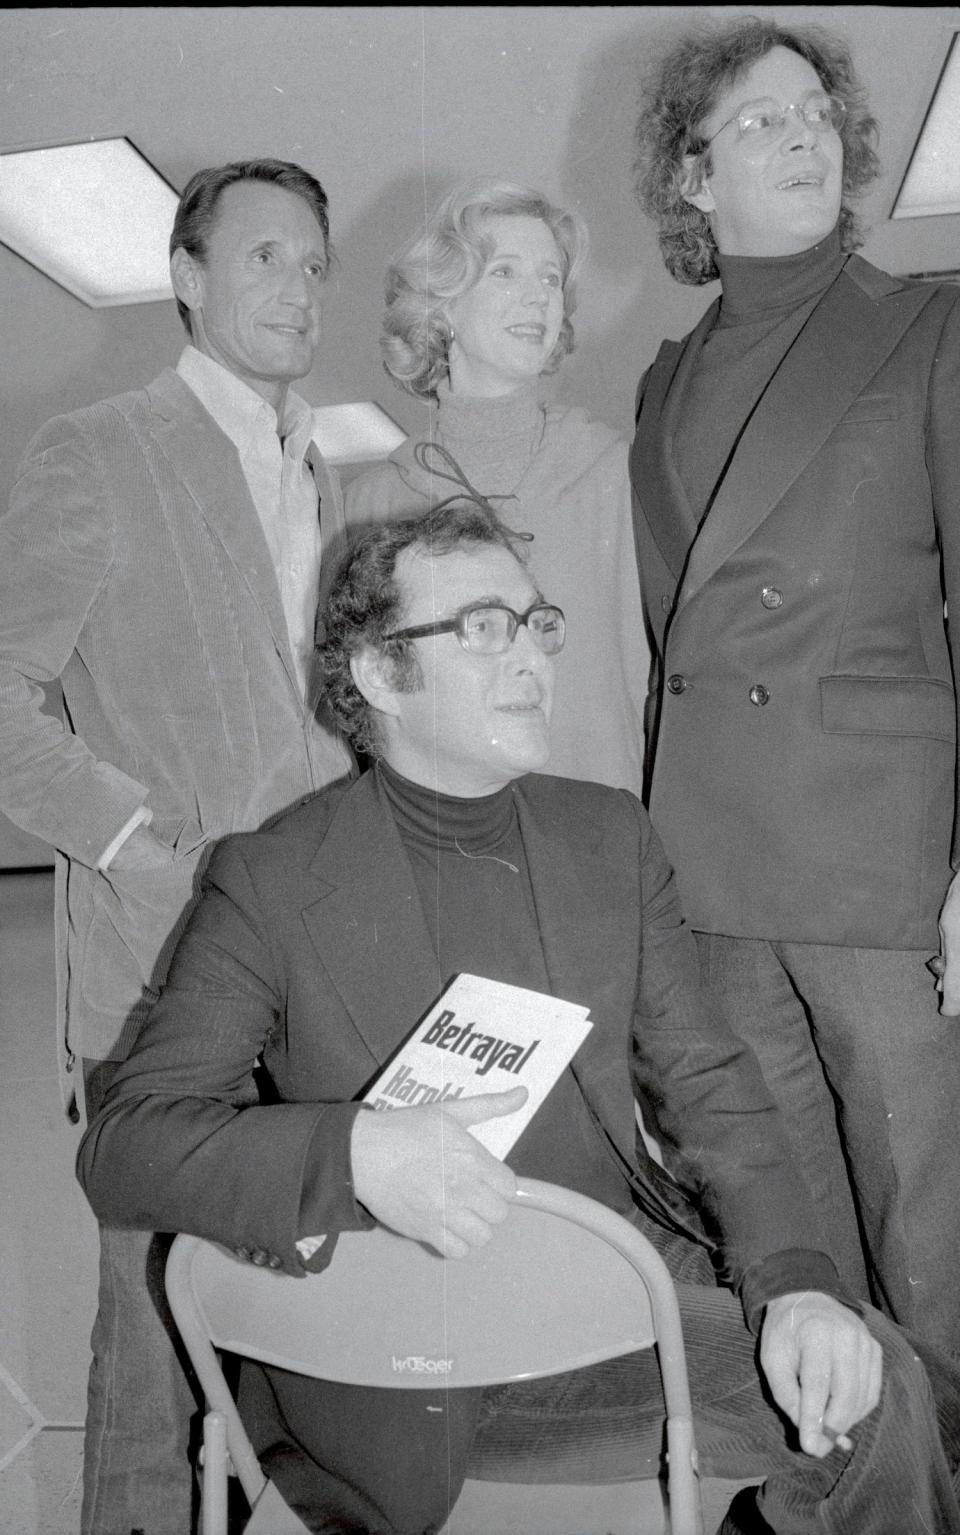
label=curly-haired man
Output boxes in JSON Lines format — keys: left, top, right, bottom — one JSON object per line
{"left": 631, "top": 15, "right": 960, "bottom": 1356}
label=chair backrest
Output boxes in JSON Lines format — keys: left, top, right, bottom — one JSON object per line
{"left": 166, "top": 1178, "right": 700, "bottom": 1527}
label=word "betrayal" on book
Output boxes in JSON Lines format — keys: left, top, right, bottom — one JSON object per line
{"left": 422, "top": 1008, "right": 540, "bottom": 1077}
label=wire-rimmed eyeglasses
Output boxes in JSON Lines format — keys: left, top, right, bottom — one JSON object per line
{"left": 385, "top": 602, "right": 566, "bottom": 657}
{"left": 699, "top": 91, "right": 846, "bottom": 150}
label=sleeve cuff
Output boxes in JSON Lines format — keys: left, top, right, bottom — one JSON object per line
{"left": 97, "top": 805, "right": 153, "bottom": 870}
{"left": 294, "top": 1101, "right": 374, "bottom": 1270}
{"left": 740, "top": 1248, "right": 855, "bottom": 1333}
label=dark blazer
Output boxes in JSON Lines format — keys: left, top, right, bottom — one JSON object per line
{"left": 631, "top": 256, "right": 960, "bottom": 948}
{"left": 0, "top": 370, "right": 353, "bottom": 1063}
{"left": 78, "top": 767, "right": 836, "bottom": 1324}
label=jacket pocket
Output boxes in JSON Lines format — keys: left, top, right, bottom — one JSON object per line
{"left": 80, "top": 842, "right": 209, "bottom": 1015}
{"left": 820, "top": 674, "right": 955, "bottom": 742}
{"left": 834, "top": 392, "right": 899, "bottom": 425}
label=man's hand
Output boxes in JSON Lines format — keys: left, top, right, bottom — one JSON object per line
{"left": 760, "top": 1291, "right": 882, "bottom": 1457}
{"left": 350, "top": 1087, "right": 527, "bottom": 1258}
{"left": 108, "top": 824, "right": 173, "bottom": 871}
{"left": 936, "top": 869, "right": 960, "bottom": 1014}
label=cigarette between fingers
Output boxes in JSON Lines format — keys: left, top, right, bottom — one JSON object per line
{"left": 820, "top": 1422, "right": 854, "bottom": 1452}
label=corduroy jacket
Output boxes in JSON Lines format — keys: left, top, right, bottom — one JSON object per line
{"left": 0, "top": 370, "right": 353, "bottom": 1067}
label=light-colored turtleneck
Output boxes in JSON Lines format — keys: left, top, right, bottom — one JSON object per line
{"left": 432, "top": 378, "right": 546, "bottom": 499}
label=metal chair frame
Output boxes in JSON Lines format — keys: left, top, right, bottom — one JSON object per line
{"left": 165, "top": 1176, "right": 703, "bottom": 1534}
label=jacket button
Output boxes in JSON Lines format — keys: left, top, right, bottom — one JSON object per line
{"left": 761, "top": 587, "right": 783, "bottom": 609}
{"left": 666, "top": 674, "right": 687, "bottom": 695}
{"left": 250, "top": 1248, "right": 270, "bottom": 1266}
{"left": 749, "top": 684, "right": 770, "bottom": 706}
{"left": 660, "top": 593, "right": 673, "bottom": 613}
{"left": 268, "top": 1255, "right": 283, "bottom": 1270}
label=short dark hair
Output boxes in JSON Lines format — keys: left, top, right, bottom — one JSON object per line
{"left": 318, "top": 503, "right": 528, "bottom": 755}
{"left": 381, "top": 177, "right": 588, "bottom": 401}
{"left": 169, "top": 158, "right": 331, "bottom": 332}
{"left": 634, "top": 16, "right": 880, "bottom": 285}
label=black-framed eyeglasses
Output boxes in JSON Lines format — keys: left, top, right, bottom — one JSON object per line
{"left": 700, "top": 91, "right": 846, "bottom": 150}
{"left": 385, "top": 601, "right": 566, "bottom": 656}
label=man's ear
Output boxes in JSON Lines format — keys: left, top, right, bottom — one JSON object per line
{"left": 350, "top": 646, "right": 403, "bottom": 721}
{"left": 170, "top": 246, "right": 204, "bottom": 316}
{"left": 680, "top": 154, "right": 716, "bottom": 215}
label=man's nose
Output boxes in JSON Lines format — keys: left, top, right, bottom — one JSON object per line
{"left": 508, "top": 622, "right": 547, "bottom": 671}
{"left": 279, "top": 263, "right": 315, "bottom": 306}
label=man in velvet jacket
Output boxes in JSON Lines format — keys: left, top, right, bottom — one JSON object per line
{"left": 79, "top": 504, "right": 960, "bottom": 1534}
{"left": 631, "top": 16, "right": 960, "bottom": 1357}
{"left": 0, "top": 160, "right": 353, "bottom": 1533}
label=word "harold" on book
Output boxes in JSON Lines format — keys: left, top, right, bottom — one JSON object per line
{"left": 425, "top": 1009, "right": 540, "bottom": 1077}
{"left": 370, "top": 1070, "right": 465, "bottom": 1110}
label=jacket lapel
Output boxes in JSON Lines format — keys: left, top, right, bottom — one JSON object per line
{"left": 514, "top": 782, "right": 640, "bottom": 1164}
{"left": 299, "top": 774, "right": 643, "bottom": 1166}
{"left": 631, "top": 303, "right": 718, "bottom": 579}
{"left": 679, "top": 263, "right": 942, "bottom": 607}
{"left": 144, "top": 371, "right": 297, "bottom": 688}
{"left": 306, "top": 442, "right": 347, "bottom": 611}
{"left": 299, "top": 773, "right": 442, "bottom": 1066}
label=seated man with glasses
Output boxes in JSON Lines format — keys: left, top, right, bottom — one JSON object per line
{"left": 79, "top": 503, "right": 960, "bottom": 1533}
{"left": 631, "top": 15, "right": 960, "bottom": 1357}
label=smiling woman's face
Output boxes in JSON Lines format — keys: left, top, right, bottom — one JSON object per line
{"left": 444, "top": 215, "right": 565, "bottom": 398}
{"left": 684, "top": 45, "right": 844, "bottom": 259}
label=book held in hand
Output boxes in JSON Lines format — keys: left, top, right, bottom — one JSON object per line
{"left": 362, "top": 972, "right": 593, "bottom": 1159}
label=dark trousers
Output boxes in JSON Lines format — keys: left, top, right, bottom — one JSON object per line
{"left": 694, "top": 935, "right": 960, "bottom": 1355}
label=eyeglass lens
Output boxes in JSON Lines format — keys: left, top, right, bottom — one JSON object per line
{"left": 462, "top": 606, "right": 565, "bottom": 655}
{"left": 738, "top": 93, "right": 844, "bottom": 137}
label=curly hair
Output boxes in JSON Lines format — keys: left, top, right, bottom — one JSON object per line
{"left": 380, "top": 177, "right": 589, "bottom": 400}
{"left": 318, "top": 502, "right": 528, "bottom": 755}
{"left": 169, "top": 158, "right": 331, "bottom": 332}
{"left": 634, "top": 16, "right": 880, "bottom": 286}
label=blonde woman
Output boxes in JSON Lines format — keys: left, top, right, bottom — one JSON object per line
{"left": 345, "top": 178, "right": 648, "bottom": 793}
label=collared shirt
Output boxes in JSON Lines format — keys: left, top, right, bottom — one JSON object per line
{"left": 176, "top": 345, "right": 323, "bottom": 698}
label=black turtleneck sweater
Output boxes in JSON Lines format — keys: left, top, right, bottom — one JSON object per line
{"left": 377, "top": 759, "right": 632, "bottom": 1211}
{"left": 675, "top": 226, "right": 846, "bottom": 524}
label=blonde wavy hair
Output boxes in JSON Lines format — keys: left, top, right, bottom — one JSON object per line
{"left": 380, "top": 178, "right": 588, "bottom": 400}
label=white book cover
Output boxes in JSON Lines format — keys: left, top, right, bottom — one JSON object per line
{"left": 363, "top": 972, "right": 593, "bottom": 1160}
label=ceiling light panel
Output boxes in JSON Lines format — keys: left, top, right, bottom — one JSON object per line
{"left": 892, "top": 33, "right": 960, "bottom": 219}
{"left": 0, "top": 137, "right": 177, "bottom": 305}
{"left": 312, "top": 403, "right": 406, "bottom": 465}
